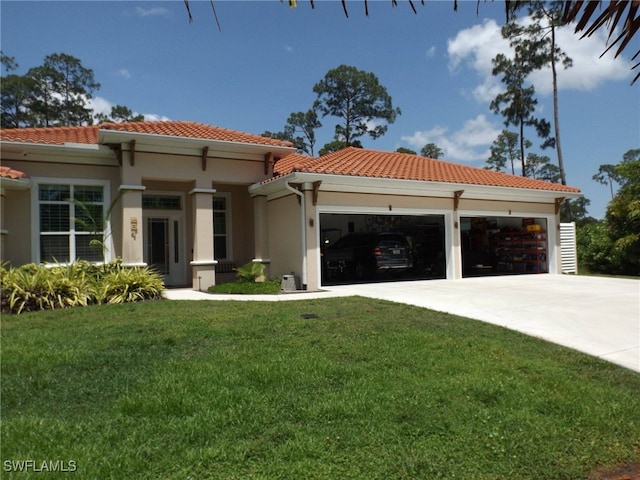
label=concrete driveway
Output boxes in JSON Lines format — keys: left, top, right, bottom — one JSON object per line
{"left": 165, "top": 275, "right": 639, "bottom": 372}
{"left": 325, "top": 275, "right": 640, "bottom": 372}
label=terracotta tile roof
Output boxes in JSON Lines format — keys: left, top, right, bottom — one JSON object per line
{"left": 0, "top": 166, "right": 29, "bottom": 180}
{"left": 274, "top": 147, "right": 581, "bottom": 193}
{"left": 0, "top": 125, "right": 99, "bottom": 145}
{"left": 0, "top": 121, "right": 293, "bottom": 148}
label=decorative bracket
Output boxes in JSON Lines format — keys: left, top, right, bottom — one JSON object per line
{"left": 201, "top": 146, "right": 209, "bottom": 171}
{"left": 312, "top": 181, "right": 322, "bottom": 206}
{"left": 555, "top": 197, "right": 565, "bottom": 215}
{"left": 453, "top": 190, "right": 464, "bottom": 211}
{"left": 129, "top": 140, "right": 136, "bottom": 166}
{"left": 264, "top": 152, "right": 274, "bottom": 174}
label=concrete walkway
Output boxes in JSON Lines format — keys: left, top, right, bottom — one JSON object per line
{"left": 164, "top": 275, "right": 640, "bottom": 372}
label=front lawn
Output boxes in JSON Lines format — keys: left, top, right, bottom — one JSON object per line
{"left": 2, "top": 298, "right": 639, "bottom": 479}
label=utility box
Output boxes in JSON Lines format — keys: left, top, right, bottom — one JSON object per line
{"left": 281, "top": 275, "right": 299, "bottom": 292}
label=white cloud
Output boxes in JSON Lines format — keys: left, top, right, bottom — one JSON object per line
{"left": 401, "top": 114, "right": 501, "bottom": 162}
{"left": 88, "top": 96, "right": 169, "bottom": 122}
{"left": 447, "top": 17, "right": 632, "bottom": 102}
{"left": 89, "top": 96, "right": 113, "bottom": 118}
{"left": 284, "top": 45, "right": 294, "bottom": 53}
{"left": 116, "top": 68, "right": 131, "bottom": 79}
{"left": 425, "top": 46, "right": 436, "bottom": 59}
{"left": 135, "top": 6, "right": 170, "bottom": 18}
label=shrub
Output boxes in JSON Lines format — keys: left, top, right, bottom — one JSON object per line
{"left": 234, "top": 261, "right": 267, "bottom": 283}
{"left": 0, "top": 260, "right": 165, "bottom": 315}
{"left": 94, "top": 266, "right": 164, "bottom": 304}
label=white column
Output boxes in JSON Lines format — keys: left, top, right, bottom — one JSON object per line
{"left": 119, "top": 185, "right": 146, "bottom": 267}
{"left": 189, "top": 187, "right": 217, "bottom": 291}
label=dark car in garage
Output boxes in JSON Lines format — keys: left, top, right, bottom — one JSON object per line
{"left": 322, "top": 232, "right": 413, "bottom": 280}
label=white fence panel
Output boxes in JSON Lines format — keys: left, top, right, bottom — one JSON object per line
{"left": 560, "top": 222, "right": 578, "bottom": 274}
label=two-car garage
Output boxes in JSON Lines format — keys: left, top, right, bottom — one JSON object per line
{"left": 319, "top": 212, "right": 549, "bottom": 286}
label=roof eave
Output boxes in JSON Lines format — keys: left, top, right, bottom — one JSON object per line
{"left": 250, "top": 172, "right": 582, "bottom": 203}
{"left": 98, "top": 129, "right": 295, "bottom": 158}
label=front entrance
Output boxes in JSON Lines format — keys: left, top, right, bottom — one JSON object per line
{"left": 144, "top": 215, "right": 186, "bottom": 286}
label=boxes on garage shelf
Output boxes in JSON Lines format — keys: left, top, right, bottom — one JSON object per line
{"left": 526, "top": 224, "right": 542, "bottom": 232}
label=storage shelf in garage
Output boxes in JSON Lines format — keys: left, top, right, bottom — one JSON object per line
{"left": 490, "top": 231, "right": 548, "bottom": 273}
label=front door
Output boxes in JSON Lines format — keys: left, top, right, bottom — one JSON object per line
{"left": 144, "top": 215, "right": 186, "bottom": 286}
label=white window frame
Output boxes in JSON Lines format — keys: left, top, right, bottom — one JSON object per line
{"left": 213, "top": 192, "right": 233, "bottom": 261}
{"left": 31, "top": 177, "right": 112, "bottom": 264}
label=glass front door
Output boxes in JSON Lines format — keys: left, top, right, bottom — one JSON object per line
{"left": 144, "top": 215, "right": 185, "bottom": 286}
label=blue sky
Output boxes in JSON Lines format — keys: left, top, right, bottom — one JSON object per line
{"left": 2, "top": 1, "right": 638, "bottom": 218}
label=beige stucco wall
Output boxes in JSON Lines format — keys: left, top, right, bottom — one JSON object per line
{"left": 2, "top": 189, "right": 31, "bottom": 265}
{"left": 1, "top": 159, "right": 121, "bottom": 265}
{"left": 267, "top": 194, "right": 302, "bottom": 282}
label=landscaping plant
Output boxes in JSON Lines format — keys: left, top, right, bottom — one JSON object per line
{"left": 0, "top": 260, "right": 164, "bottom": 314}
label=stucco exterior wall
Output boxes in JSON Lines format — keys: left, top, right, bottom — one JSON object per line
{"left": 267, "top": 194, "right": 302, "bottom": 282}
{"left": 1, "top": 159, "right": 121, "bottom": 265}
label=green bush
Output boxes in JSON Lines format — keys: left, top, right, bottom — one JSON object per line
{"left": 233, "top": 261, "right": 267, "bottom": 283}
{"left": 94, "top": 266, "right": 164, "bottom": 304}
{"left": 0, "top": 260, "right": 165, "bottom": 315}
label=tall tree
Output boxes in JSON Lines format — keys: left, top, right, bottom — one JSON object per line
{"left": 525, "top": 152, "right": 560, "bottom": 182}
{"left": 313, "top": 65, "right": 400, "bottom": 150}
{"left": 490, "top": 48, "right": 553, "bottom": 177}
{"left": 503, "top": 2, "right": 573, "bottom": 186}
{"left": 43, "top": 53, "right": 100, "bottom": 126}
{"left": 486, "top": 130, "right": 523, "bottom": 174}
{"left": 592, "top": 164, "right": 621, "bottom": 200}
{"left": 286, "top": 109, "right": 321, "bottom": 156}
{"left": 420, "top": 143, "right": 443, "bottom": 159}
{"left": 1, "top": 53, "right": 30, "bottom": 128}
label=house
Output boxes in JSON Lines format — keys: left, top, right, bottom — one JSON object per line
{"left": 0, "top": 121, "right": 581, "bottom": 291}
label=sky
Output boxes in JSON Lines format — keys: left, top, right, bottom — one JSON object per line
{"left": 1, "top": 0, "right": 639, "bottom": 219}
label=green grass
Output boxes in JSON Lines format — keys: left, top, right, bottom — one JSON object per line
{"left": 2, "top": 298, "right": 639, "bottom": 479}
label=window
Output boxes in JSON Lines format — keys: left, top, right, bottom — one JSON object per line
{"left": 213, "top": 193, "right": 232, "bottom": 260}
{"left": 34, "top": 180, "right": 110, "bottom": 263}
{"left": 142, "top": 195, "right": 181, "bottom": 210}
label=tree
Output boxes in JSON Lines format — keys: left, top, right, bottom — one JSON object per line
{"left": 561, "top": 197, "right": 594, "bottom": 225}
{"left": 486, "top": 130, "right": 522, "bottom": 174}
{"left": 604, "top": 148, "right": 640, "bottom": 275}
{"left": 318, "top": 139, "right": 362, "bottom": 157}
{"left": 313, "top": 65, "right": 400, "bottom": 150}
{"left": 525, "top": 152, "right": 560, "bottom": 182}
{"left": 286, "top": 109, "right": 321, "bottom": 156}
{"left": 396, "top": 147, "right": 417, "bottom": 155}
{"left": 95, "top": 105, "right": 144, "bottom": 124}
{"left": 1, "top": 53, "right": 142, "bottom": 129}
{"left": 503, "top": 2, "right": 573, "bottom": 186}
{"left": 420, "top": 143, "right": 443, "bottom": 159}
{"left": 28, "top": 53, "right": 100, "bottom": 126}
{"left": 490, "top": 49, "right": 554, "bottom": 177}
{"left": 592, "top": 164, "right": 621, "bottom": 200}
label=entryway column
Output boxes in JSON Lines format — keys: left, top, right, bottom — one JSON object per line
{"left": 189, "top": 187, "right": 216, "bottom": 291}
{"left": 252, "top": 194, "right": 270, "bottom": 274}
{"left": 119, "top": 184, "right": 146, "bottom": 267}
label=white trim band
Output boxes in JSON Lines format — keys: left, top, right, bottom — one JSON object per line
{"left": 189, "top": 188, "right": 217, "bottom": 195}
{"left": 118, "top": 185, "right": 146, "bottom": 192}
{"left": 190, "top": 260, "right": 218, "bottom": 266}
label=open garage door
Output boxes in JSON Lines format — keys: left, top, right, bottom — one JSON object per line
{"left": 320, "top": 213, "right": 446, "bottom": 286}
{"left": 461, "top": 216, "right": 548, "bottom": 277}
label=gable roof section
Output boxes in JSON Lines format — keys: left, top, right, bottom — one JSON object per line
{"left": 0, "top": 121, "right": 293, "bottom": 148}
{"left": 274, "top": 147, "right": 580, "bottom": 193}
